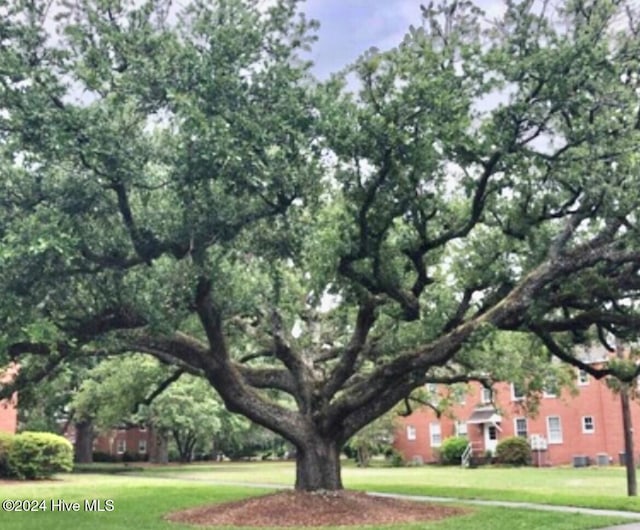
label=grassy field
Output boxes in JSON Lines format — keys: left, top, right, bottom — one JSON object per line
{"left": 139, "top": 460, "right": 640, "bottom": 511}
{"left": 0, "top": 472, "right": 632, "bottom": 530}
{"left": 0, "top": 463, "right": 630, "bottom": 530}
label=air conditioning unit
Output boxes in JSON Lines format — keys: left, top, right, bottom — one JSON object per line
{"left": 573, "top": 455, "right": 588, "bottom": 467}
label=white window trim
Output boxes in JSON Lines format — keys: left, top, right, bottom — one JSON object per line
{"left": 543, "top": 378, "right": 558, "bottom": 398}
{"left": 138, "top": 439, "right": 147, "bottom": 453}
{"left": 430, "top": 422, "right": 442, "bottom": 447}
{"left": 116, "top": 439, "right": 127, "bottom": 454}
{"left": 406, "top": 425, "right": 417, "bottom": 441}
{"left": 455, "top": 421, "right": 468, "bottom": 437}
{"left": 481, "top": 387, "right": 492, "bottom": 404}
{"left": 547, "top": 416, "right": 563, "bottom": 444}
{"left": 514, "top": 417, "right": 528, "bottom": 438}
{"left": 577, "top": 369, "right": 589, "bottom": 386}
{"left": 511, "top": 383, "right": 525, "bottom": 401}
{"left": 582, "top": 416, "right": 595, "bottom": 434}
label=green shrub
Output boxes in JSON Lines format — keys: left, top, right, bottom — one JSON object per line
{"left": 495, "top": 436, "right": 531, "bottom": 466}
{"left": 386, "top": 448, "right": 405, "bottom": 467}
{"left": 93, "top": 451, "right": 117, "bottom": 463}
{"left": 440, "top": 436, "right": 469, "bottom": 465}
{"left": 0, "top": 432, "right": 15, "bottom": 478}
{"left": 8, "top": 432, "right": 73, "bottom": 479}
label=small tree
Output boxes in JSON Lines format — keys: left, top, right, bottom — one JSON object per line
{"left": 146, "top": 377, "right": 226, "bottom": 462}
{"left": 346, "top": 411, "right": 396, "bottom": 467}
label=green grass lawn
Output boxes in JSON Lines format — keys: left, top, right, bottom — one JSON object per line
{"left": 140, "top": 460, "right": 640, "bottom": 511}
{"left": 0, "top": 473, "right": 631, "bottom": 530}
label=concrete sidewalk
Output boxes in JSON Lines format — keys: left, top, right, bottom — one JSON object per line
{"left": 600, "top": 523, "right": 640, "bottom": 530}
{"left": 369, "top": 491, "right": 640, "bottom": 522}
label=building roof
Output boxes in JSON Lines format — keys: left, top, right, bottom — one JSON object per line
{"left": 467, "top": 408, "right": 502, "bottom": 425}
{"left": 574, "top": 343, "right": 612, "bottom": 364}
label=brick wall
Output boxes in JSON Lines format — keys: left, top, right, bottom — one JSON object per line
{"left": 394, "top": 370, "right": 640, "bottom": 466}
{"left": 0, "top": 365, "right": 18, "bottom": 434}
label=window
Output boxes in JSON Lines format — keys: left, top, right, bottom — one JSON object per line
{"left": 430, "top": 422, "right": 442, "bottom": 447}
{"left": 512, "top": 383, "right": 525, "bottom": 401}
{"left": 481, "top": 387, "right": 493, "bottom": 404}
{"left": 582, "top": 416, "right": 595, "bottom": 434}
{"left": 406, "top": 425, "right": 417, "bottom": 441}
{"left": 426, "top": 383, "right": 439, "bottom": 405}
{"left": 455, "top": 421, "right": 468, "bottom": 437}
{"left": 138, "top": 439, "right": 147, "bottom": 453}
{"left": 116, "top": 439, "right": 126, "bottom": 454}
{"left": 487, "top": 425, "right": 497, "bottom": 441}
{"left": 578, "top": 369, "right": 589, "bottom": 385}
{"left": 547, "top": 416, "right": 563, "bottom": 444}
{"left": 514, "top": 418, "right": 528, "bottom": 438}
{"left": 543, "top": 376, "right": 558, "bottom": 397}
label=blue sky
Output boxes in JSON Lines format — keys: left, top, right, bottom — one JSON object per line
{"left": 302, "top": 0, "right": 504, "bottom": 78}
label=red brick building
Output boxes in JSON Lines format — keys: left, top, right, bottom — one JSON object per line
{"left": 394, "top": 360, "right": 640, "bottom": 466}
{"left": 92, "top": 426, "right": 151, "bottom": 460}
{"left": 63, "top": 423, "right": 152, "bottom": 461}
{"left": 0, "top": 365, "right": 18, "bottom": 434}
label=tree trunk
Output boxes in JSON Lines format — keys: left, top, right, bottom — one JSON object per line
{"left": 74, "top": 419, "right": 94, "bottom": 464}
{"left": 617, "top": 340, "right": 637, "bottom": 496}
{"left": 295, "top": 437, "right": 342, "bottom": 491}
{"left": 621, "top": 384, "right": 637, "bottom": 496}
{"left": 148, "top": 426, "right": 169, "bottom": 464}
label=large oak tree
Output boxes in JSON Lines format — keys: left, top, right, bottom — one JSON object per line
{"left": 3, "top": 0, "right": 640, "bottom": 490}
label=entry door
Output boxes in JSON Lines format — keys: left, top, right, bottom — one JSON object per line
{"left": 484, "top": 424, "right": 498, "bottom": 454}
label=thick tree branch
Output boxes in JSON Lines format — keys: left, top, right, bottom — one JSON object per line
{"left": 528, "top": 326, "right": 613, "bottom": 380}
{"left": 137, "top": 369, "right": 185, "bottom": 410}
{"left": 322, "top": 298, "right": 377, "bottom": 400}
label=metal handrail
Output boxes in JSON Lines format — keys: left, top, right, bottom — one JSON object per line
{"left": 461, "top": 442, "right": 473, "bottom": 467}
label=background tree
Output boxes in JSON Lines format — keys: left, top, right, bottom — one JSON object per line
{"left": 346, "top": 410, "right": 397, "bottom": 467}
{"left": 3, "top": 0, "right": 640, "bottom": 492}
{"left": 71, "top": 355, "right": 253, "bottom": 462}
{"left": 142, "top": 375, "right": 232, "bottom": 463}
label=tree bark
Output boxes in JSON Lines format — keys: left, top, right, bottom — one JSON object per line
{"left": 295, "top": 437, "right": 343, "bottom": 491}
{"left": 74, "top": 419, "right": 94, "bottom": 464}
{"left": 621, "top": 384, "right": 637, "bottom": 496}
{"left": 148, "top": 425, "right": 169, "bottom": 464}
{"left": 617, "top": 341, "right": 637, "bottom": 496}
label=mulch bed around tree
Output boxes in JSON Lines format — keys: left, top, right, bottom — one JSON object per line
{"left": 165, "top": 490, "right": 469, "bottom": 527}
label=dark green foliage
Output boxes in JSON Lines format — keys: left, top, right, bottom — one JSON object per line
{"left": 121, "top": 452, "right": 147, "bottom": 463}
{"left": 440, "top": 436, "right": 469, "bottom": 465}
{"left": 6, "top": 432, "right": 73, "bottom": 479}
{"left": 386, "top": 448, "right": 405, "bottom": 467}
{"left": 0, "top": 432, "right": 15, "bottom": 478}
{"left": 495, "top": 436, "right": 531, "bottom": 466}
{"left": 92, "top": 451, "right": 117, "bottom": 463}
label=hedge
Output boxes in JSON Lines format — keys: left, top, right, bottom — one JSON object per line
{"left": 495, "top": 436, "right": 531, "bottom": 466}
{"left": 439, "top": 436, "right": 469, "bottom": 465}
{"left": 0, "top": 431, "right": 14, "bottom": 477}
{"left": 4, "top": 432, "right": 73, "bottom": 479}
